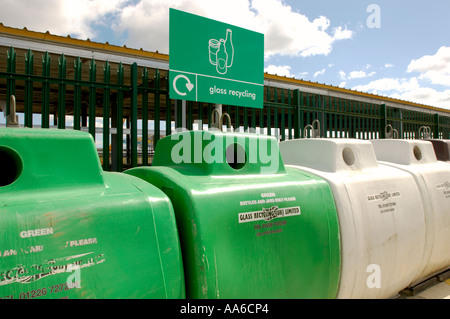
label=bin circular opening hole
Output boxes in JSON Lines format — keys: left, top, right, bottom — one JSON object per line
{"left": 226, "top": 143, "right": 247, "bottom": 170}
{"left": 342, "top": 147, "right": 356, "bottom": 167}
{"left": 413, "top": 146, "right": 422, "bottom": 161}
{"left": 0, "top": 146, "right": 23, "bottom": 187}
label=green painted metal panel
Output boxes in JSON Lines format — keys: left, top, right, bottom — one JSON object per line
{"left": 125, "top": 131, "right": 341, "bottom": 299}
{"left": 0, "top": 128, "right": 184, "bottom": 299}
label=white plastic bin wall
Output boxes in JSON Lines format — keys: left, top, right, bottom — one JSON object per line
{"left": 279, "top": 138, "right": 426, "bottom": 299}
{"left": 370, "top": 139, "right": 450, "bottom": 283}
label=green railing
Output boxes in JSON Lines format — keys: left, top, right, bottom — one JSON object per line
{"left": 1, "top": 46, "right": 450, "bottom": 171}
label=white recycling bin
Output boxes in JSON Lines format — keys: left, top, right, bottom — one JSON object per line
{"left": 279, "top": 138, "right": 426, "bottom": 299}
{"left": 371, "top": 139, "right": 450, "bottom": 283}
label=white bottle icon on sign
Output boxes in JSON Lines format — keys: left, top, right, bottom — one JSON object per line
{"left": 225, "top": 29, "right": 234, "bottom": 67}
{"left": 208, "top": 29, "right": 234, "bottom": 75}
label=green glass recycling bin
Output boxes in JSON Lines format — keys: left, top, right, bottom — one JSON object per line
{"left": 0, "top": 128, "right": 184, "bottom": 299}
{"left": 125, "top": 131, "right": 340, "bottom": 299}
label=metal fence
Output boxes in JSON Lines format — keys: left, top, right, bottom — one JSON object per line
{"left": 1, "top": 46, "right": 450, "bottom": 171}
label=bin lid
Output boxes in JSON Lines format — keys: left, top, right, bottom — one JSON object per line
{"left": 0, "top": 128, "right": 104, "bottom": 192}
{"left": 152, "top": 130, "right": 285, "bottom": 175}
{"left": 280, "top": 138, "right": 379, "bottom": 173}
{"left": 370, "top": 139, "right": 437, "bottom": 165}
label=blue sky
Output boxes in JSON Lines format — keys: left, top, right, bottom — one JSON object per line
{"left": 278, "top": 1, "right": 450, "bottom": 87}
{"left": 1, "top": 0, "right": 450, "bottom": 109}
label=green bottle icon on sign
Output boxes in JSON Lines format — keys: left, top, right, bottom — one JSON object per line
{"left": 208, "top": 29, "right": 234, "bottom": 75}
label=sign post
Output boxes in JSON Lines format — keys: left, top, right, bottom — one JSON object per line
{"left": 169, "top": 8, "right": 264, "bottom": 109}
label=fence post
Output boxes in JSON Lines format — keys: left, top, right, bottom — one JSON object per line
{"left": 58, "top": 54, "right": 67, "bottom": 129}
{"left": 116, "top": 63, "right": 124, "bottom": 171}
{"left": 41, "top": 51, "right": 51, "bottom": 128}
{"left": 141, "top": 67, "right": 149, "bottom": 166}
{"left": 130, "top": 62, "right": 138, "bottom": 168}
{"left": 6, "top": 47, "right": 16, "bottom": 118}
{"left": 24, "top": 49, "right": 34, "bottom": 128}
{"left": 89, "top": 58, "right": 97, "bottom": 139}
{"left": 165, "top": 76, "right": 171, "bottom": 137}
{"left": 293, "top": 89, "right": 301, "bottom": 138}
{"left": 280, "top": 89, "right": 285, "bottom": 141}
{"left": 103, "top": 61, "right": 111, "bottom": 171}
{"left": 287, "top": 90, "right": 292, "bottom": 139}
{"left": 154, "top": 68, "right": 161, "bottom": 146}
{"left": 273, "top": 88, "right": 278, "bottom": 137}
{"left": 73, "top": 57, "right": 82, "bottom": 130}
{"left": 266, "top": 87, "right": 271, "bottom": 135}
{"left": 379, "top": 103, "right": 387, "bottom": 139}
{"left": 434, "top": 113, "right": 440, "bottom": 139}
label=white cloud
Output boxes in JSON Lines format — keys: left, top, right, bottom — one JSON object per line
{"left": 348, "top": 71, "right": 367, "bottom": 79}
{"left": 0, "top": 0, "right": 354, "bottom": 58}
{"left": 407, "top": 46, "right": 450, "bottom": 86}
{"left": 298, "top": 71, "right": 309, "bottom": 79}
{"left": 391, "top": 87, "right": 450, "bottom": 108}
{"left": 264, "top": 65, "right": 293, "bottom": 77}
{"left": 343, "top": 69, "right": 376, "bottom": 80}
{"left": 314, "top": 68, "right": 326, "bottom": 77}
{"left": 350, "top": 47, "right": 450, "bottom": 109}
{"left": 311, "top": 16, "right": 330, "bottom": 32}
{"left": 407, "top": 46, "right": 450, "bottom": 73}
{"left": 333, "top": 25, "right": 353, "bottom": 40}
{"left": 116, "top": 0, "right": 352, "bottom": 57}
{"left": 265, "top": 64, "right": 310, "bottom": 79}
{"left": 352, "top": 77, "right": 450, "bottom": 109}
{"left": 0, "top": 0, "right": 126, "bottom": 40}
{"left": 384, "top": 63, "right": 394, "bottom": 68}
{"left": 352, "top": 77, "right": 420, "bottom": 94}
{"left": 339, "top": 64, "right": 376, "bottom": 82}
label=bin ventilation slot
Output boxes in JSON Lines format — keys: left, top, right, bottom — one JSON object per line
{"left": 0, "top": 146, "right": 22, "bottom": 186}
{"left": 413, "top": 146, "right": 422, "bottom": 161}
{"left": 342, "top": 147, "right": 356, "bottom": 167}
{"left": 226, "top": 143, "right": 246, "bottom": 170}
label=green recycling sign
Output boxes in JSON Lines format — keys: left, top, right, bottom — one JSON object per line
{"left": 169, "top": 8, "right": 264, "bottom": 108}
